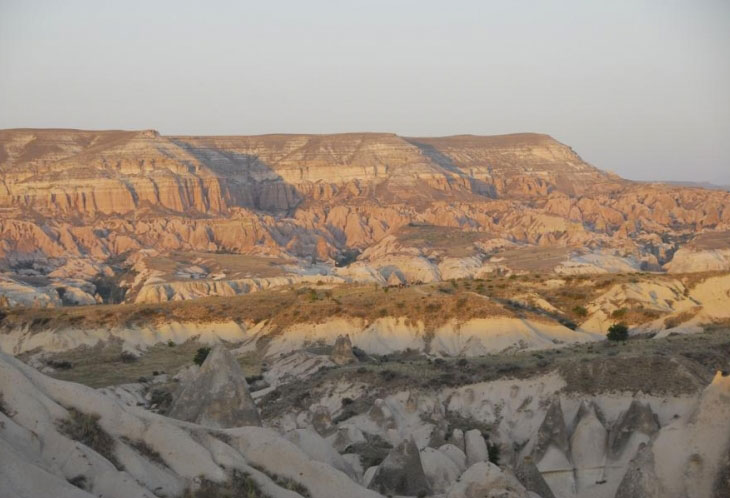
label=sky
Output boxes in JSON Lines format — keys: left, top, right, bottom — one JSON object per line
{"left": 1, "top": 0, "right": 729, "bottom": 184}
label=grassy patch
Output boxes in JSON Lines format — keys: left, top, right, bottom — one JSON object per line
{"left": 57, "top": 408, "right": 121, "bottom": 469}
{"left": 121, "top": 437, "right": 167, "bottom": 467}
{"left": 183, "top": 470, "right": 270, "bottom": 498}
{"left": 250, "top": 464, "right": 311, "bottom": 497}
{"left": 37, "top": 341, "right": 202, "bottom": 387}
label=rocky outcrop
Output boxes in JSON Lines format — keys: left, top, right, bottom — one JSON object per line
{"left": 2, "top": 128, "right": 730, "bottom": 309}
{"left": 533, "top": 399, "right": 571, "bottom": 462}
{"left": 446, "top": 461, "right": 530, "bottom": 498}
{"left": 167, "top": 345, "right": 261, "bottom": 428}
{"left": 608, "top": 400, "right": 659, "bottom": 459}
{"left": 614, "top": 443, "right": 661, "bottom": 498}
{"left": 515, "top": 456, "right": 556, "bottom": 498}
{"left": 368, "top": 436, "right": 431, "bottom": 496}
{"left": 421, "top": 447, "right": 462, "bottom": 493}
{"left": 664, "top": 247, "right": 730, "bottom": 273}
{"left": 331, "top": 334, "right": 357, "bottom": 365}
{"left": 464, "top": 429, "right": 489, "bottom": 467}
{"left": 0, "top": 351, "right": 382, "bottom": 498}
{"left": 570, "top": 402, "right": 608, "bottom": 489}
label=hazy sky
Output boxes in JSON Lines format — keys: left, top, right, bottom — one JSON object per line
{"left": 1, "top": 1, "right": 729, "bottom": 183}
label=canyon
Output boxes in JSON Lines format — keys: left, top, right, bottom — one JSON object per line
{"left": 1, "top": 128, "right": 729, "bottom": 498}
{"left": 1, "top": 128, "right": 729, "bottom": 308}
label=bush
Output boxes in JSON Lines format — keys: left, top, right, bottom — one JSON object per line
{"left": 572, "top": 305, "right": 588, "bottom": 317}
{"left": 58, "top": 408, "right": 120, "bottom": 469}
{"left": 607, "top": 322, "right": 629, "bottom": 341}
{"left": 193, "top": 346, "right": 211, "bottom": 366}
{"left": 120, "top": 351, "right": 138, "bottom": 363}
{"left": 46, "top": 359, "right": 73, "bottom": 370}
{"left": 611, "top": 308, "right": 628, "bottom": 319}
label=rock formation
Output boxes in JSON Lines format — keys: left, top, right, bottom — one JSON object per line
{"left": 167, "top": 345, "right": 261, "bottom": 428}
{"left": 0, "top": 351, "right": 381, "bottom": 498}
{"left": 331, "top": 334, "right": 357, "bottom": 365}
{"left": 608, "top": 400, "right": 659, "bottom": 459}
{"left": 464, "top": 429, "right": 489, "bottom": 467}
{"left": 368, "top": 436, "right": 431, "bottom": 496}
{"left": 515, "top": 456, "right": 556, "bottom": 498}
{"left": 2, "top": 128, "right": 730, "bottom": 308}
{"left": 446, "top": 461, "right": 530, "bottom": 498}
{"left": 614, "top": 443, "right": 661, "bottom": 498}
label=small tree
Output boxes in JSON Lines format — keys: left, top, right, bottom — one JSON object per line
{"left": 607, "top": 322, "right": 629, "bottom": 341}
{"left": 193, "top": 346, "right": 211, "bottom": 366}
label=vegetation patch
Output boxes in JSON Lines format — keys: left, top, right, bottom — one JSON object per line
{"left": 250, "top": 464, "right": 311, "bottom": 497}
{"left": 182, "top": 470, "right": 270, "bottom": 498}
{"left": 121, "top": 437, "right": 167, "bottom": 467}
{"left": 57, "top": 408, "right": 121, "bottom": 469}
{"left": 194, "top": 346, "right": 211, "bottom": 366}
{"left": 607, "top": 322, "right": 629, "bottom": 341}
{"left": 0, "top": 391, "right": 14, "bottom": 417}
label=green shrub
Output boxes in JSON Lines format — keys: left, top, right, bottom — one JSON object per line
{"left": 607, "top": 322, "right": 629, "bottom": 341}
{"left": 572, "top": 305, "right": 588, "bottom": 317}
{"left": 194, "top": 347, "right": 211, "bottom": 366}
{"left": 611, "top": 308, "right": 628, "bottom": 319}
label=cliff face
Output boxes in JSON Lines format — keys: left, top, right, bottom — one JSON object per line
{"left": 0, "top": 128, "right": 729, "bottom": 305}
{"left": 0, "top": 129, "right": 619, "bottom": 217}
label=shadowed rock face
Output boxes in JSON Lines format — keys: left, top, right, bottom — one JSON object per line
{"left": 534, "top": 398, "right": 571, "bottom": 462}
{"left": 368, "top": 436, "right": 431, "bottom": 496}
{"left": 714, "top": 446, "right": 730, "bottom": 498}
{"left": 2, "top": 129, "right": 728, "bottom": 264}
{"left": 168, "top": 345, "right": 261, "bottom": 428}
{"left": 608, "top": 400, "right": 659, "bottom": 458}
{"left": 515, "top": 456, "right": 557, "bottom": 498}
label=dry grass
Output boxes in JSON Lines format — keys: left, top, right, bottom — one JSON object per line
{"left": 250, "top": 464, "right": 311, "bottom": 497}
{"left": 394, "top": 223, "right": 490, "bottom": 257}
{"left": 0, "top": 391, "right": 13, "bottom": 417}
{"left": 0, "top": 280, "right": 521, "bottom": 335}
{"left": 146, "top": 251, "right": 292, "bottom": 283}
{"left": 42, "top": 341, "right": 202, "bottom": 387}
{"left": 3, "top": 271, "right": 728, "bottom": 358}
{"left": 121, "top": 437, "right": 167, "bottom": 467}
{"left": 183, "top": 470, "right": 270, "bottom": 498}
{"left": 260, "top": 327, "right": 730, "bottom": 421}
{"left": 57, "top": 408, "right": 120, "bottom": 468}
{"left": 491, "top": 246, "right": 572, "bottom": 272}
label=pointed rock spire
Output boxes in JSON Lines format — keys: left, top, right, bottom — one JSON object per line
{"left": 331, "top": 334, "right": 357, "bottom": 366}
{"left": 368, "top": 436, "right": 431, "bottom": 497}
{"left": 534, "top": 398, "right": 570, "bottom": 462}
{"left": 608, "top": 400, "right": 658, "bottom": 458}
{"left": 515, "top": 455, "right": 556, "bottom": 498}
{"left": 168, "top": 345, "right": 261, "bottom": 428}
